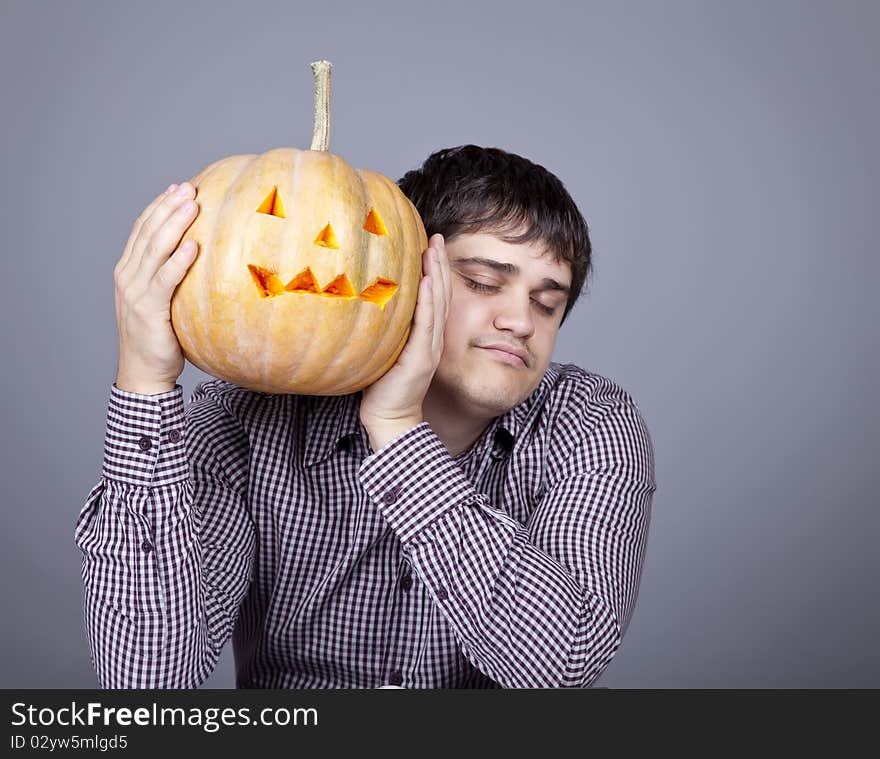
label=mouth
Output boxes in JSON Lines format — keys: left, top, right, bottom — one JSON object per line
{"left": 478, "top": 345, "right": 529, "bottom": 368}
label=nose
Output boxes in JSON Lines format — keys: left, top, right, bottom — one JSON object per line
{"left": 492, "top": 289, "right": 535, "bottom": 340}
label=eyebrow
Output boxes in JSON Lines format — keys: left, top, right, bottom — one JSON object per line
{"left": 452, "top": 256, "right": 571, "bottom": 294}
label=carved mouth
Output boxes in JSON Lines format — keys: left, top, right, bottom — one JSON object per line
{"left": 247, "top": 265, "right": 399, "bottom": 309}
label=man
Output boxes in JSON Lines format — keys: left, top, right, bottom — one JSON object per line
{"left": 75, "top": 145, "right": 656, "bottom": 688}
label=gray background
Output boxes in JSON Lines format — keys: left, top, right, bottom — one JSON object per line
{"left": 1, "top": 0, "right": 876, "bottom": 688}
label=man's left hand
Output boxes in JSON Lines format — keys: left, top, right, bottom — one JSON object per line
{"left": 360, "top": 233, "right": 451, "bottom": 452}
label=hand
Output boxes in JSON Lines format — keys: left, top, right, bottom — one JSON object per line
{"left": 360, "top": 233, "right": 451, "bottom": 451}
{"left": 113, "top": 182, "right": 200, "bottom": 395}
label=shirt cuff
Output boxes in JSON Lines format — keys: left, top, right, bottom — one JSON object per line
{"left": 102, "top": 383, "right": 188, "bottom": 487}
{"left": 358, "top": 423, "right": 483, "bottom": 545}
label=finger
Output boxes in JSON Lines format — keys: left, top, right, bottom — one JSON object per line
{"left": 430, "top": 247, "right": 446, "bottom": 355}
{"left": 116, "top": 183, "right": 179, "bottom": 277}
{"left": 153, "top": 238, "right": 200, "bottom": 300}
{"left": 118, "top": 183, "right": 191, "bottom": 286}
{"left": 434, "top": 235, "right": 450, "bottom": 330}
{"left": 129, "top": 183, "right": 197, "bottom": 276}
{"left": 412, "top": 273, "right": 434, "bottom": 348}
{"left": 133, "top": 201, "right": 199, "bottom": 291}
{"left": 433, "top": 234, "right": 450, "bottom": 309}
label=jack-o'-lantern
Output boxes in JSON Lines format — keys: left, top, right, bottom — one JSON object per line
{"left": 170, "top": 60, "right": 426, "bottom": 395}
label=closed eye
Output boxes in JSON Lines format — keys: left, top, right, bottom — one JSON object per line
{"left": 462, "top": 277, "right": 499, "bottom": 293}
{"left": 461, "top": 277, "right": 557, "bottom": 316}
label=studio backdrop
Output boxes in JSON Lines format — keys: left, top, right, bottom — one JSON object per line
{"left": 1, "top": 0, "right": 876, "bottom": 688}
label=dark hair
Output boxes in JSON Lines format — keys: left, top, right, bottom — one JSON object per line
{"left": 397, "top": 145, "right": 591, "bottom": 324}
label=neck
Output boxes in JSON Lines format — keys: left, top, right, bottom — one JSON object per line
{"left": 422, "top": 384, "right": 494, "bottom": 458}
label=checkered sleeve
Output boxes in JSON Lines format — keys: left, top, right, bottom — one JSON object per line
{"left": 358, "top": 402, "right": 656, "bottom": 688}
{"left": 74, "top": 382, "right": 255, "bottom": 688}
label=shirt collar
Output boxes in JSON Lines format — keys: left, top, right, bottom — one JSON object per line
{"left": 301, "top": 362, "right": 561, "bottom": 467}
{"left": 479, "top": 362, "right": 559, "bottom": 460}
{"left": 302, "top": 390, "right": 368, "bottom": 468}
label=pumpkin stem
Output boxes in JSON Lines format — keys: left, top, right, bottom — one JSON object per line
{"left": 309, "top": 60, "right": 332, "bottom": 151}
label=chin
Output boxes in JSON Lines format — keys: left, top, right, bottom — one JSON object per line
{"left": 438, "top": 362, "right": 539, "bottom": 417}
{"left": 463, "top": 385, "right": 520, "bottom": 416}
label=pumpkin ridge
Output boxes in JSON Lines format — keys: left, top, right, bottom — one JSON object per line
{"left": 314, "top": 165, "right": 376, "bottom": 388}
{"left": 191, "top": 154, "right": 256, "bottom": 374}
{"left": 365, "top": 169, "right": 411, "bottom": 379}
{"left": 235, "top": 151, "right": 285, "bottom": 384}
{"left": 277, "top": 147, "right": 316, "bottom": 389}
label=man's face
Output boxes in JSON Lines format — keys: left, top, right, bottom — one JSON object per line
{"left": 429, "top": 231, "right": 572, "bottom": 419}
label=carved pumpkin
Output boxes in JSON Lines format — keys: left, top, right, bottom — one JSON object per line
{"left": 170, "top": 60, "right": 426, "bottom": 395}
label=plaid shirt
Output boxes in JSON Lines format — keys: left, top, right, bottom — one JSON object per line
{"left": 75, "top": 362, "right": 656, "bottom": 688}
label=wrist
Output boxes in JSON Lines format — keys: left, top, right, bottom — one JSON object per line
{"left": 114, "top": 374, "right": 178, "bottom": 395}
{"left": 116, "top": 357, "right": 180, "bottom": 396}
{"left": 362, "top": 415, "right": 423, "bottom": 453}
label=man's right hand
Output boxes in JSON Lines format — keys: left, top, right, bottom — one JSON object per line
{"left": 113, "top": 182, "right": 200, "bottom": 395}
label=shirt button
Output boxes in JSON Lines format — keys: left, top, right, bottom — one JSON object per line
{"left": 168, "top": 429, "right": 182, "bottom": 443}
{"left": 337, "top": 437, "right": 351, "bottom": 452}
{"left": 382, "top": 487, "right": 400, "bottom": 505}
{"left": 400, "top": 574, "right": 413, "bottom": 592}
{"left": 137, "top": 435, "right": 152, "bottom": 451}
{"left": 141, "top": 541, "right": 153, "bottom": 553}
{"left": 388, "top": 670, "right": 403, "bottom": 686}
{"left": 436, "top": 588, "right": 448, "bottom": 601}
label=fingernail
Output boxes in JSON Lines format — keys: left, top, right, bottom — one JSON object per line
{"left": 165, "top": 184, "right": 177, "bottom": 194}
{"left": 176, "top": 183, "right": 191, "bottom": 196}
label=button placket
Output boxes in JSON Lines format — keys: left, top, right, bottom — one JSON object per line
{"left": 382, "top": 560, "right": 420, "bottom": 690}
{"left": 128, "top": 504, "right": 164, "bottom": 626}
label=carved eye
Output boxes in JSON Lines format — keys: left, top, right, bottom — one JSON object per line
{"left": 363, "top": 208, "right": 388, "bottom": 236}
{"left": 256, "top": 187, "right": 286, "bottom": 218}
